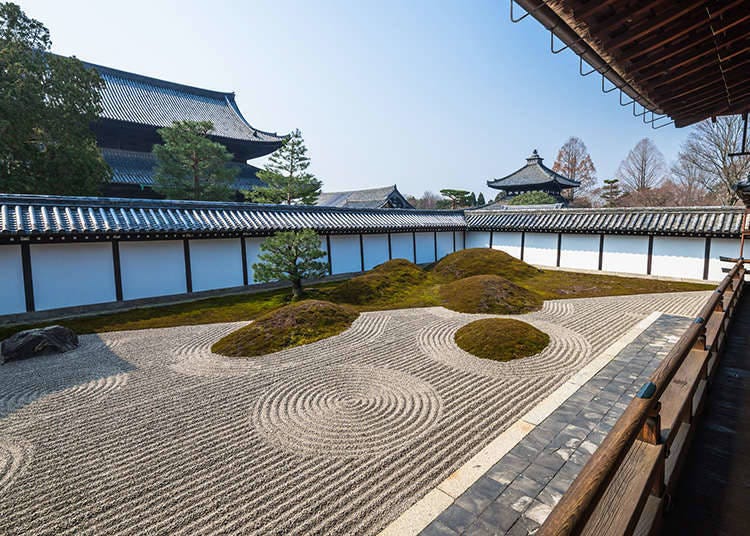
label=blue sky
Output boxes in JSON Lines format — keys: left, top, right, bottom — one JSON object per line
{"left": 23, "top": 0, "right": 690, "bottom": 198}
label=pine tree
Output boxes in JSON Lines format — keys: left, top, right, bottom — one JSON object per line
{"left": 601, "top": 179, "right": 622, "bottom": 207}
{"left": 439, "top": 189, "right": 471, "bottom": 209}
{"left": 153, "top": 120, "right": 237, "bottom": 201}
{"left": 468, "top": 192, "right": 477, "bottom": 206}
{"left": 251, "top": 129, "right": 322, "bottom": 205}
{"left": 253, "top": 230, "right": 328, "bottom": 299}
{"left": 477, "top": 192, "right": 486, "bottom": 205}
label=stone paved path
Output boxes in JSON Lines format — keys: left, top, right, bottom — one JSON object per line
{"left": 0, "top": 292, "right": 707, "bottom": 535}
{"left": 420, "top": 314, "right": 691, "bottom": 536}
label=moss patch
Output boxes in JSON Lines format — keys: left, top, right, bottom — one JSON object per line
{"left": 432, "top": 248, "right": 541, "bottom": 282}
{"left": 455, "top": 318, "right": 549, "bottom": 361}
{"left": 440, "top": 275, "right": 543, "bottom": 314}
{"left": 211, "top": 300, "right": 358, "bottom": 357}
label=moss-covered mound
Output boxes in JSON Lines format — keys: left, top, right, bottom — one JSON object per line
{"left": 432, "top": 248, "right": 541, "bottom": 282}
{"left": 440, "top": 274, "right": 543, "bottom": 314}
{"left": 211, "top": 300, "right": 358, "bottom": 357}
{"left": 328, "top": 259, "right": 427, "bottom": 305}
{"left": 455, "top": 318, "right": 549, "bottom": 361}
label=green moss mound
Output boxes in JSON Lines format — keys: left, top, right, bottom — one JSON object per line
{"left": 440, "top": 274, "right": 543, "bottom": 314}
{"left": 432, "top": 248, "right": 541, "bottom": 282}
{"left": 211, "top": 300, "right": 358, "bottom": 357}
{"left": 455, "top": 318, "right": 549, "bottom": 361}
{"left": 328, "top": 259, "right": 427, "bottom": 305}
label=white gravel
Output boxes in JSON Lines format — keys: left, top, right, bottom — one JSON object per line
{"left": 0, "top": 291, "right": 709, "bottom": 535}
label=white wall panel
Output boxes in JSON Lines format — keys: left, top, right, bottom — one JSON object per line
{"left": 524, "top": 233, "right": 557, "bottom": 266}
{"left": 708, "top": 238, "right": 740, "bottom": 281}
{"left": 560, "top": 234, "right": 600, "bottom": 270}
{"left": 455, "top": 231, "right": 465, "bottom": 251}
{"left": 491, "top": 232, "right": 522, "bottom": 259}
{"left": 190, "top": 238, "right": 243, "bottom": 292}
{"left": 244, "top": 237, "right": 265, "bottom": 283}
{"left": 436, "top": 232, "right": 454, "bottom": 260}
{"left": 362, "top": 234, "right": 389, "bottom": 270}
{"left": 390, "top": 233, "right": 415, "bottom": 262}
{"left": 415, "top": 232, "right": 436, "bottom": 264}
{"left": 330, "top": 234, "right": 362, "bottom": 274}
{"left": 32, "top": 242, "right": 116, "bottom": 311}
{"left": 466, "top": 231, "right": 490, "bottom": 249}
{"left": 120, "top": 240, "right": 186, "bottom": 300}
{"left": 652, "top": 237, "right": 704, "bottom": 280}
{"left": 0, "top": 246, "right": 26, "bottom": 315}
{"left": 602, "top": 235, "right": 649, "bottom": 275}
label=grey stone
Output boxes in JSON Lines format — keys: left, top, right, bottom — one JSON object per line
{"left": 432, "top": 504, "right": 475, "bottom": 534}
{"left": 0, "top": 325, "right": 78, "bottom": 364}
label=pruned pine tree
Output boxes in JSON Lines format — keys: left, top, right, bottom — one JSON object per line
{"left": 506, "top": 191, "right": 557, "bottom": 205}
{"left": 153, "top": 120, "right": 237, "bottom": 201}
{"left": 252, "top": 129, "right": 322, "bottom": 205}
{"left": 601, "top": 179, "right": 622, "bottom": 207}
{"left": 0, "top": 2, "right": 110, "bottom": 195}
{"left": 253, "top": 229, "right": 328, "bottom": 299}
{"left": 439, "top": 189, "right": 471, "bottom": 209}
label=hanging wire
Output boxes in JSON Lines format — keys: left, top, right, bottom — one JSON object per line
{"left": 602, "top": 74, "right": 621, "bottom": 93}
{"left": 619, "top": 89, "right": 635, "bottom": 107}
{"left": 550, "top": 30, "right": 569, "bottom": 54}
{"left": 579, "top": 56, "right": 596, "bottom": 76}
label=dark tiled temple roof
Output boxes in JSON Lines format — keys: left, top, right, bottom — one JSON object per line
{"left": 0, "top": 194, "right": 464, "bottom": 242}
{"left": 466, "top": 206, "right": 744, "bottom": 238}
{"left": 101, "top": 149, "right": 266, "bottom": 190}
{"left": 86, "top": 62, "right": 284, "bottom": 145}
{"left": 316, "top": 185, "right": 414, "bottom": 209}
{"left": 487, "top": 150, "right": 580, "bottom": 190}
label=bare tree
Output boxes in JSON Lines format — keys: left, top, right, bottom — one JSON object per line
{"left": 676, "top": 115, "right": 750, "bottom": 205}
{"left": 671, "top": 158, "right": 719, "bottom": 206}
{"left": 617, "top": 138, "right": 666, "bottom": 192}
{"left": 552, "top": 136, "right": 597, "bottom": 191}
{"left": 408, "top": 191, "right": 441, "bottom": 209}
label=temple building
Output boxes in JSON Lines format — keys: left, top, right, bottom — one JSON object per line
{"left": 85, "top": 62, "right": 285, "bottom": 198}
{"left": 487, "top": 150, "right": 580, "bottom": 204}
{"left": 316, "top": 185, "right": 414, "bottom": 209}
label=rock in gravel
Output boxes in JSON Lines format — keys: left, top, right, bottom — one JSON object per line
{"left": 0, "top": 325, "right": 79, "bottom": 364}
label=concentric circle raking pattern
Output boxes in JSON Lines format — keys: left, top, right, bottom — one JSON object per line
{"left": 253, "top": 365, "right": 442, "bottom": 457}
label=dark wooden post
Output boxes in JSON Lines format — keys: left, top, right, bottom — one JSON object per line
{"left": 21, "top": 242, "right": 35, "bottom": 312}
{"left": 412, "top": 232, "right": 417, "bottom": 263}
{"left": 387, "top": 232, "right": 393, "bottom": 260}
{"left": 556, "top": 233, "right": 562, "bottom": 267}
{"left": 647, "top": 235, "right": 654, "bottom": 275}
{"left": 489, "top": 231, "right": 493, "bottom": 249}
{"left": 326, "top": 234, "right": 333, "bottom": 275}
{"left": 112, "top": 240, "right": 123, "bottom": 301}
{"left": 183, "top": 238, "right": 193, "bottom": 293}
{"left": 598, "top": 234, "right": 605, "bottom": 271}
{"left": 520, "top": 231, "right": 526, "bottom": 261}
{"left": 240, "top": 236, "right": 249, "bottom": 286}
{"left": 452, "top": 231, "right": 456, "bottom": 252}
{"left": 434, "top": 231, "right": 438, "bottom": 261}
{"left": 702, "top": 237, "right": 711, "bottom": 280}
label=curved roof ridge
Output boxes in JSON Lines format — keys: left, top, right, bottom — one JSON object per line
{"left": 488, "top": 150, "right": 580, "bottom": 189}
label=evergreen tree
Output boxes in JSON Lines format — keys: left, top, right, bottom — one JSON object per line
{"left": 468, "top": 192, "right": 477, "bottom": 206}
{"left": 439, "top": 189, "right": 472, "bottom": 209}
{"left": 477, "top": 192, "right": 486, "bottom": 205}
{"left": 253, "top": 229, "right": 328, "bottom": 299}
{"left": 0, "top": 2, "right": 110, "bottom": 195}
{"left": 251, "top": 129, "right": 322, "bottom": 205}
{"left": 153, "top": 120, "right": 237, "bottom": 201}
{"left": 601, "top": 179, "right": 623, "bottom": 207}
{"left": 507, "top": 191, "right": 557, "bottom": 205}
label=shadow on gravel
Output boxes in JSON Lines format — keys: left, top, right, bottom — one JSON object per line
{"left": 0, "top": 334, "right": 136, "bottom": 418}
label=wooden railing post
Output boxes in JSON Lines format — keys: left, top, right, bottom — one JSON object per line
{"left": 638, "top": 401, "right": 661, "bottom": 444}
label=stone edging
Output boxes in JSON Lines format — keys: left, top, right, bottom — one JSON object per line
{"left": 378, "top": 310, "right": 664, "bottom": 536}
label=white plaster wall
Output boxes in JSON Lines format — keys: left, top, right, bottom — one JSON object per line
{"left": 415, "top": 232, "right": 436, "bottom": 264}
{"left": 31, "top": 242, "right": 116, "bottom": 311}
{"left": 362, "top": 234, "right": 389, "bottom": 270}
{"left": 436, "top": 232, "right": 454, "bottom": 260}
{"left": 455, "top": 231, "right": 465, "bottom": 251}
{"left": 390, "top": 233, "right": 415, "bottom": 262}
{"left": 524, "top": 233, "right": 557, "bottom": 266}
{"left": 652, "top": 236, "right": 705, "bottom": 280}
{"left": 245, "top": 237, "right": 265, "bottom": 283}
{"left": 560, "top": 234, "right": 600, "bottom": 271}
{"left": 708, "top": 238, "right": 740, "bottom": 281}
{"left": 491, "top": 232, "right": 522, "bottom": 259}
{"left": 602, "top": 235, "right": 649, "bottom": 275}
{"left": 0, "top": 245, "right": 26, "bottom": 315}
{"left": 330, "top": 234, "right": 362, "bottom": 274}
{"left": 120, "top": 240, "right": 186, "bottom": 300}
{"left": 189, "top": 238, "right": 243, "bottom": 292}
{"left": 466, "top": 231, "right": 490, "bottom": 249}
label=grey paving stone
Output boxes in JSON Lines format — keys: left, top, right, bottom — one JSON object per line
{"left": 478, "top": 500, "right": 521, "bottom": 532}
{"left": 433, "top": 503, "right": 475, "bottom": 534}
{"left": 464, "top": 515, "right": 505, "bottom": 536}
{"left": 455, "top": 476, "right": 506, "bottom": 515}
{"left": 420, "top": 520, "right": 458, "bottom": 536}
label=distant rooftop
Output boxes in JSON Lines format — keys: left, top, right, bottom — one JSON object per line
{"left": 85, "top": 61, "right": 285, "bottom": 146}
{"left": 316, "top": 185, "right": 414, "bottom": 209}
{"left": 487, "top": 150, "right": 580, "bottom": 192}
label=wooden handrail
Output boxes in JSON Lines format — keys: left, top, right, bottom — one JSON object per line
{"left": 539, "top": 260, "right": 745, "bottom": 536}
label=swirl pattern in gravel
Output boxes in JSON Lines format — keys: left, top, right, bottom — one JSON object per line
{"left": 0, "top": 291, "right": 710, "bottom": 535}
